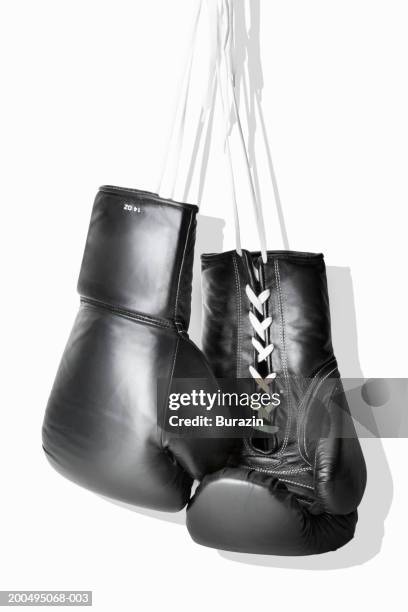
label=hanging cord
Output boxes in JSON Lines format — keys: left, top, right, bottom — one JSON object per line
{"left": 157, "top": 0, "right": 223, "bottom": 207}
{"left": 216, "top": 0, "right": 276, "bottom": 398}
{"left": 211, "top": 0, "right": 242, "bottom": 255}
{"left": 183, "top": 0, "right": 223, "bottom": 204}
{"left": 156, "top": 0, "right": 271, "bottom": 265}
{"left": 156, "top": 1, "right": 277, "bottom": 402}
{"left": 156, "top": 0, "right": 204, "bottom": 199}
{"left": 222, "top": 0, "right": 268, "bottom": 264}
{"left": 183, "top": 73, "right": 217, "bottom": 204}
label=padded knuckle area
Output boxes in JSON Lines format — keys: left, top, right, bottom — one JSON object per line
{"left": 187, "top": 469, "right": 358, "bottom": 555}
{"left": 43, "top": 307, "right": 193, "bottom": 511}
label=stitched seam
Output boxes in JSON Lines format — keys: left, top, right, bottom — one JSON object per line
{"left": 161, "top": 337, "right": 180, "bottom": 448}
{"left": 296, "top": 361, "right": 338, "bottom": 466}
{"left": 80, "top": 299, "right": 174, "bottom": 330}
{"left": 174, "top": 211, "right": 194, "bottom": 321}
{"left": 262, "top": 264, "right": 275, "bottom": 393}
{"left": 296, "top": 377, "right": 317, "bottom": 466}
{"left": 303, "top": 367, "right": 338, "bottom": 461}
{"left": 274, "top": 260, "right": 291, "bottom": 455}
{"left": 311, "top": 381, "right": 340, "bottom": 505}
{"left": 245, "top": 466, "right": 311, "bottom": 475}
{"left": 240, "top": 465, "right": 314, "bottom": 491}
{"left": 279, "top": 478, "right": 314, "bottom": 491}
{"left": 296, "top": 358, "right": 337, "bottom": 458}
{"left": 313, "top": 439, "right": 319, "bottom": 475}
{"left": 311, "top": 379, "right": 340, "bottom": 483}
{"left": 296, "top": 357, "right": 337, "bottom": 422}
{"left": 233, "top": 254, "right": 242, "bottom": 377}
{"left": 202, "top": 251, "right": 324, "bottom": 263}
{"left": 271, "top": 468, "right": 311, "bottom": 475}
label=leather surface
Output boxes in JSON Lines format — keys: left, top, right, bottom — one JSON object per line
{"left": 187, "top": 249, "right": 367, "bottom": 554}
{"left": 187, "top": 469, "right": 357, "bottom": 555}
{"left": 43, "top": 187, "right": 232, "bottom": 511}
{"left": 78, "top": 185, "right": 197, "bottom": 328}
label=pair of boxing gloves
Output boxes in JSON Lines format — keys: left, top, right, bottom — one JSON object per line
{"left": 43, "top": 186, "right": 367, "bottom": 556}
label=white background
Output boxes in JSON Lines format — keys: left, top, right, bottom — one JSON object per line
{"left": 0, "top": 0, "right": 407, "bottom": 610}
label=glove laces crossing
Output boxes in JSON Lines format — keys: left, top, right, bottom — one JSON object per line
{"left": 245, "top": 285, "right": 277, "bottom": 397}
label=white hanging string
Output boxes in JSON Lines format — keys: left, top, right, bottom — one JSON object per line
{"left": 182, "top": 0, "right": 221, "bottom": 204}
{"left": 182, "top": 72, "right": 218, "bottom": 203}
{"left": 211, "top": 0, "right": 242, "bottom": 256}
{"left": 220, "top": 0, "right": 268, "bottom": 264}
{"left": 156, "top": 0, "right": 204, "bottom": 199}
{"left": 156, "top": 0, "right": 273, "bottom": 268}
{"left": 155, "top": 0, "right": 278, "bottom": 397}
{"left": 157, "top": 0, "right": 221, "bottom": 207}
{"left": 217, "top": 1, "right": 276, "bottom": 391}
{"left": 155, "top": 0, "right": 243, "bottom": 258}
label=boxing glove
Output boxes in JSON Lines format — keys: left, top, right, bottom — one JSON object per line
{"left": 42, "top": 186, "right": 231, "bottom": 511}
{"left": 187, "top": 249, "right": 367, "bottom": 555}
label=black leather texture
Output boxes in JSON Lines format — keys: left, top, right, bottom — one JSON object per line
{"left": 187, "top": 249, "right": 367, "bottom": 555}
{"left": 42, "top": 186, "right": 232, "bottom": 511}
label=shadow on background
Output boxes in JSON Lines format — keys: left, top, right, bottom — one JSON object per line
{"left": 100, "top": 498, "right": 187, "bottom": 526}
{"left": 189, "top": 215, "right": 225, "bottom": 348}
{"left": 214, "top": 0, "right": 393, "bottom": 569}
{"left": 103, "top": 1, "right": 393, "bottom": 568}
{"left": 232, "top": 0, "right": 290, "bottom": 249}
{"left": 100, "top": 262, "right": 393, "bottom": 568}
{"left": 219, "top": 266, "right": 393, "bottom": 569}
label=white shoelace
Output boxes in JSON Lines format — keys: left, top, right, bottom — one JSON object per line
{"left": 245, "top": 285, "right": 277, "bottom": 397}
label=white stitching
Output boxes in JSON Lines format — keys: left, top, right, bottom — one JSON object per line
{"left": 233, "top": 254, "right": 242, "bottom": 377}
{"left": 279, "top": 478, "right": 314, "bottom": 491}
{"left": 256, "top": 467, "right": 311, "bottom": 475}
{"left": 309, "top": 378, "right": 339, "bottom": 472}
{"left": 296, "top": 361, "right": 337, "bottom": 466}
{"left": 274, "top": 260, "right": 292, "bottom": 455}
{"left": 303, "top": 367, "right": 338, "bottom": 461}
